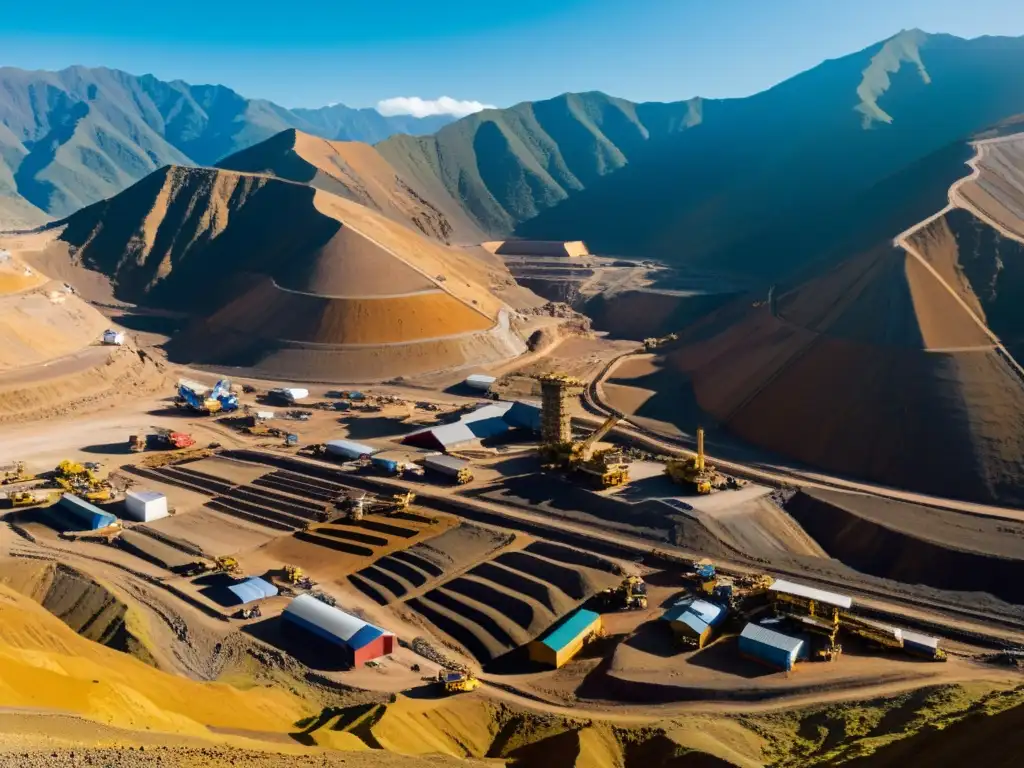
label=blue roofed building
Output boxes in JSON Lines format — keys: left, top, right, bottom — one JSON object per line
{"left": 662, "top": 597, "right": 726, "bottom": 648}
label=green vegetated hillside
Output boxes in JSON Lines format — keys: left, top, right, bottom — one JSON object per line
{"left": 516, "top": 31, "right": 1024, "bottom": 281}
{"left": 0, "top": 66, "right": 454, "bottom": 224}
{"left": 378, "top": 91, "right": 704, "bottom": 235}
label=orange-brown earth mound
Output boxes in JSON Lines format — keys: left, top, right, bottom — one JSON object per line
{"left": 58, "top": 165, "right": 526, "bottom": 381}
{"left": 660, "top": 243, "right": 1024, "bottom": 505}
{"left": 216, "top": 129, "right": 483, "bottom": 244}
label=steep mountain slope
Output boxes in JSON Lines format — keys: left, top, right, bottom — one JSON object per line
{"left": 216, "top": 129, "right": 483, "bottom": 243}
{"left": 57, "top": 165, "right": 525, "bottom": 380}
{"left": 609, "top": 128, "right": 1024, "bottom": 505}
{"left": 518, "top": 31, "right": 1024, "bottom": 280}
{"left": 0, "top": 66, "right": 452, "bottom": 221}
{"left": 377, "top": 91, "right": 703, "bottom": 235}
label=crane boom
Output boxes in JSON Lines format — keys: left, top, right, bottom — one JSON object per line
{"left": 577, "top": 414, "right": 621, "bottom": 460}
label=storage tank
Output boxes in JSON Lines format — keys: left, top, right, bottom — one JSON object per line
{"left": 325, "top": 439, "right": 378, "bottom": 460}
{"left": 124, "top": 490, "right": 169, "bottom": 522}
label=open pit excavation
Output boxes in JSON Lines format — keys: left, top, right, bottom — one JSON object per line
{"left": 8, "top": 30, "right": 1024, "bottom": 768}
{"left": 599, "top": 128, "right": 1024, "bottom": 509}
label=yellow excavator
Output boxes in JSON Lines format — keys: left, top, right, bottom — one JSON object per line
{"left": 53, "top": 460, "right": 114, "bottom": 502}
{"left": 542, "top": 413, "right": 630, "bottom": 488}
{"left": 665, "top": 428, "right": 716, "bottom": 494}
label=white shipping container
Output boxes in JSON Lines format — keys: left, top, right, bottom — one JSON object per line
{"left": 124, "top": 490, "right": 169, "bottom": 522}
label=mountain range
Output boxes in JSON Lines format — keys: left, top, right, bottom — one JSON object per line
{"left": 0, "top": 66, "right": 455, "bottom": 225}
{"left": 6, "top": 30, "right": 1024, "bottom": 290}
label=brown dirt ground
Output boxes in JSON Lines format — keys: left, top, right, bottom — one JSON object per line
{"left": 786, "top": 488, "right": 1024, "bottom": 604}
{"left": 609, "top": 244, "right": 1024, "bottom": 507}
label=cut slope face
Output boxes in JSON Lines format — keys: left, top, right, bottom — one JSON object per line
{"left": 0, "top": 582, "right": 308, "bottom": 738}
{"left": 59, "top": 165, "right": 526, "bottom": 380}
{"left": 217, "top": 129, "right": 483, "bottom": 244}
{"left": 663, "top": 243, "right": 1024, "bottom": 506}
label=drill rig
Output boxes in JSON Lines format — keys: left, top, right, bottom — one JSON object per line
{"left": 535, "top": 373, "right": 630, "bottom": 488}
{"left": 665, "top": 428, "right": 716, "bottom": 494}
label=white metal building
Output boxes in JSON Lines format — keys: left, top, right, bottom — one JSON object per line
{"left": 124, "top": 490, "right": 169, "bottom": 522}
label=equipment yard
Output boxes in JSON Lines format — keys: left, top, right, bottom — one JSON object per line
{"left": 2, "top": 210, "right": 1024, "bottom": 765}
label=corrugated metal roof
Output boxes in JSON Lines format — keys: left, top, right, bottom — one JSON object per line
{"left": 325, "top": 439, "right": 378, "bottom": 458}
{"left": 227, "top": 576, "right": 279, "bottom": 605}
{"left": 283, "top": 594, "right": 392, "bottom": 649}
{"left": 539, "top": 609, "right": 600, "bottom": 652}
{"left": 424, "top": 454, "right": 471, "bottom": 472}
{"left": 769, "top": 579, "right": 852, "bottom": 609}
{"left": 740, "top": 622, "right": 804, "bottom": 654}
{"left": 461, "top": 403, "right": 513, "bottom": 424}
{"left": 423, "top": 423, "right": 479, "bottom": 447}
{"left": 58, "top": 494, "right": 117, "bottom": 530}
{"left": 675, "top": 611, "right": 710, "bottom": 636}
{"left": 662, "top": 598, "right": 725, "bottom": 627}
{"left": 504, "top": 401, "right": 542, "bottom": 431}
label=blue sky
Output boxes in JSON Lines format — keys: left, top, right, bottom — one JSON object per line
{"left": 2, "top": 0, "right": 1023, "bottom": 111}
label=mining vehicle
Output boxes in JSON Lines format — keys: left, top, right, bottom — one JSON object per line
{"left": 1, "top": 461, "right": 34, "bottom": 485}
{"left": 665, "top": 428, "right": 715, "bottom": 494}
{"left": 215, "top": 556, "right": 241, "bottom": 576}
{"left": 151, "top": 429, "right": 196, "bottom": 450}
{"left": 128, "top": 434, "right": 147, "bottom": 452}
{"left": 8, "top": 490, "right": 54, "bottom": 507}
{"left": 53, "top": 460, "right": 114, "bottom": 502}
{"left": 283, "top": 564, "right": 316, "bottom": 590}
{"left": 438, "top": 670, "right": 480, "bottom": 694}
{"left": 235, "top": 605, "right": 262, "bottom": 620}
{"left": 598, "top": 575, "right": 648, "bottom": 610}
{"left": 176, "top": 378, "right": 239, "bottom": 414}
{"left": 536, "top": 390, "right": 631, "bottom": 488}
{"left": 690, "top": 559, "right": 718, "bottom": 595}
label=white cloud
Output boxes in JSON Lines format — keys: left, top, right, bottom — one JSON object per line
{"left": 376, "top": 96, "right": 496, "bottom": 119}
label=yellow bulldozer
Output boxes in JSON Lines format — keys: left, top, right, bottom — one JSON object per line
{"left": 438, "top": 670, "right": 480, "bottom": 694}
{"left": 598, "top": 575, "right": 648, "bottom": 611}
{"left": 53, "top": 460, "right": 114, "bottom": 502}
{"left": 283, "top": 564, "right": 315, "bottom": 589}
{"left": 8, "top": 490, "right": 55, "bottom": 508}
{"left": 215, "top": 556, "right": 241, "bottom": 576}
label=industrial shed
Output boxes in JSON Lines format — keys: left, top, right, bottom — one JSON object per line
{"left": 226, "top": 577, "right": 279, "bottom": 605}
{"left": 124, "top": 490, "right": 168, "bottom": 522}
{"left": 402, "top": 401, "right": 542, "bottom": 452}
{"left": 57, "top": 494, "right": 117, "bottom": 531}
{"left": 282, "top": 594, "right": 394, "bottom": 667}
{"left": 739, "top": 623, "right": 804, "bottom": 672}
{"left": 529, "top": 609, "right": 601, "bottom": 668}
{"left": 662, "top": 598, "right": 726, "bottom": 648}
{"left": 325, "top": 439, "right": 378, "bottom": 461}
